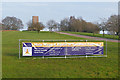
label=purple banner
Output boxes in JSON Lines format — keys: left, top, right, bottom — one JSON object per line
{"left": 22, "top": 42, "right": 103, "bottom": 56}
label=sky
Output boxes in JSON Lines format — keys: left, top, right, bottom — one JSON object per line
{"left": 1, "top": 2, "right": 118, "bottom": 30}
{"left": 1, "top": 0, "right": 120, "bottom": 2}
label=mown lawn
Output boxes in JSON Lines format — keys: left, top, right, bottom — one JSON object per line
{"left": 2, "top": 31, "right": 118, "bottom": 78}
{"left": 61, "top": 31, "right": 119, "bottom": 40}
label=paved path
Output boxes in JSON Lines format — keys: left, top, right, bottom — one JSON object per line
{"left": 56, "top": 32, "right": 120, "bottom": 42}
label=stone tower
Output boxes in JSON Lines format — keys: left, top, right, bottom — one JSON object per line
{"left": 32, "top": 16, "right": 39, "bottom": 23}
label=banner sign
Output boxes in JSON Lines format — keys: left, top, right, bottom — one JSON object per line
{"left": 22, "top": 42, "right": 104, "bottom": 56}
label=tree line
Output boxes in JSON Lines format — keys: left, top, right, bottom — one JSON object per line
{"left": 59, "top": 16, "right": 100, "bottom": 34}
{"left": 0, "top": 15, "right": 119, "bottom": 38}
{"left": 46, "top": 15, "right": 119, "bottom": 37}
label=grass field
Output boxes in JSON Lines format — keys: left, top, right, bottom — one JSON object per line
{"left": 2, "top": 31, "right": 118, "bottom": 78}
{"left": 61, "top": 31, "right": 119, "bottom": 40}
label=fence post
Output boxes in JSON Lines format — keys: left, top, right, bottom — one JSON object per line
{"left": 85, "top": 40, "right": 88, "bottom": 58}
{"left": 106, "top": 40, "right": 107, "bottom": 57}
{"left": 19, "top": 39, "right": 21, "bottom": 59}
{"left": 42, "top": 40, "right": 44, "bottom": 59}
{"left": 65, "top": 40, "right": 67, "bottom": 59}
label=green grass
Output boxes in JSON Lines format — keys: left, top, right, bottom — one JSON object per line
{"left": 2, "top": 31, "right": 118, "bottom": 78}
{"left": 61, "top": 31, "right": 119, "bottom": 40}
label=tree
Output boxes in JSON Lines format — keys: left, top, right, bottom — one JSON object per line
{"left": 2, "top": 16, "right": 23, "bottom": 30}
{"left": 47, "top": 20, "right": 58, "bottom": 32}
{"left": 53, "top": 22, "right": 59, "bottom": 31}
{"left": 69, "top": 18, "right": 79, "bottom": 32}
{"left": 118, "top": 2, "right": 120, "bottom": 39}
{"left": 99, "top": 18, "right": 108, "bottom": 37}
{"left": 79, "top": 18, "right": 87, "bottom": 32}
{"left": 76, "top": 17, "right": 86, "bottom": 32}
{"left": 34, "top": 22, "right": 45, "bottom": 33}
{"left": 90, "top": 23, "right": 100, "bottom": 35}
{"left": 27, "top": 20, "right": 36, "bottom": 31}
{"left": 86, "top": 22, "right": 99, "bottom": 34}
{"left": 59, "top": 16, "right": 100, "bottom": 34}
{"left": 106, "top": 15, "right": 118, "bottom": 35}
{"left": 60, "top": 18, "right": 70, "bottom": 31}
{"left": 27, "top": 20, "right": 44, "bottom": 33}
{"left": 119, "top": 14, "right": 120, "bottom": 39}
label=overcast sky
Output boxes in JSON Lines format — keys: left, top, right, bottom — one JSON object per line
{"left": 1, "top": 2, "right": 118, "bottom": 30}
{"left": 1, "top": 0, "right": 120, "bottom": 2}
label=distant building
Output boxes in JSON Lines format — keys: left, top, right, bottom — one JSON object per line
{"left": 99, "top": 31, "right": 108, "bottom": 34}
{"left": 32, "top": 16, "right": 39, "bottom": 23}
{"left": 107, "top": 31, "right": 116, "bottom": 35}
{"left": 99, "top": 31, "right": 116, "bottom": 35}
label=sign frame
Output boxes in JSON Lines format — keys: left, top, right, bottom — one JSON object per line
{"left": 19, "top": 39, "right": 107, "bottom": 59}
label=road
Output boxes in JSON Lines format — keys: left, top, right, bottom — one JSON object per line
{"left": 56, "top": 32, "right": 120, "bottom": 42}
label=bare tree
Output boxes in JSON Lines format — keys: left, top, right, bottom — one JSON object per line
{"left": 91, "top": 23, "right": 100, "bottom": 35}
{"left": 118, "top": 2, "right": 120, "bottom": 39}
{"left": 34, "top": 22, "right": 44, "bottom": 33}
{"left": 59, "top": 16, "right": 100, "bottom": 34}
{"left": 99, "top": 18, "right": 108, "bottom": 37}
{"left": 27, "top": 20, "right": 44, "bottom": 33}
{"left": 76, "top": 17, "right": 86, "bottom": 32}
{"left": 53, "top": 22, "right": 59, "bottom": 31}
{"left": 47, "top": 20, "right": 58, "bottom": 32}
{"left": 107, "top": 15, "right": 118, "bottom": 35}
{"left": 119, "top": 15, "right": 120, "bottom": 39}
{"left": 86, "top": 22, "right": 99, "bottom": 35}
{"left": 2, "top": 16, "right": 23, "bottom": 30}
{"left": 60, "top": 18, "right": 70, "bottom": 31}
{"left": 69, "top": 16, "right": 84, "bottom": 32}
{"left": 27, "top": 20, "right": 34, "bottom": 31}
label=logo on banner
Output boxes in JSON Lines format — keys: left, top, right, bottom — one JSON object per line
{"left": 23, "top": 47, "right": 32, "bottom": 56}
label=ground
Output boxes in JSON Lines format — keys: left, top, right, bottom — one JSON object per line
{"left": 2, "top": 31, "right": 118, "bottom": 78}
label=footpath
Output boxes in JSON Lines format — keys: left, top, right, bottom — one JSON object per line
{"left": 56, "top": 32, "right": 120, "bottom": 43}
